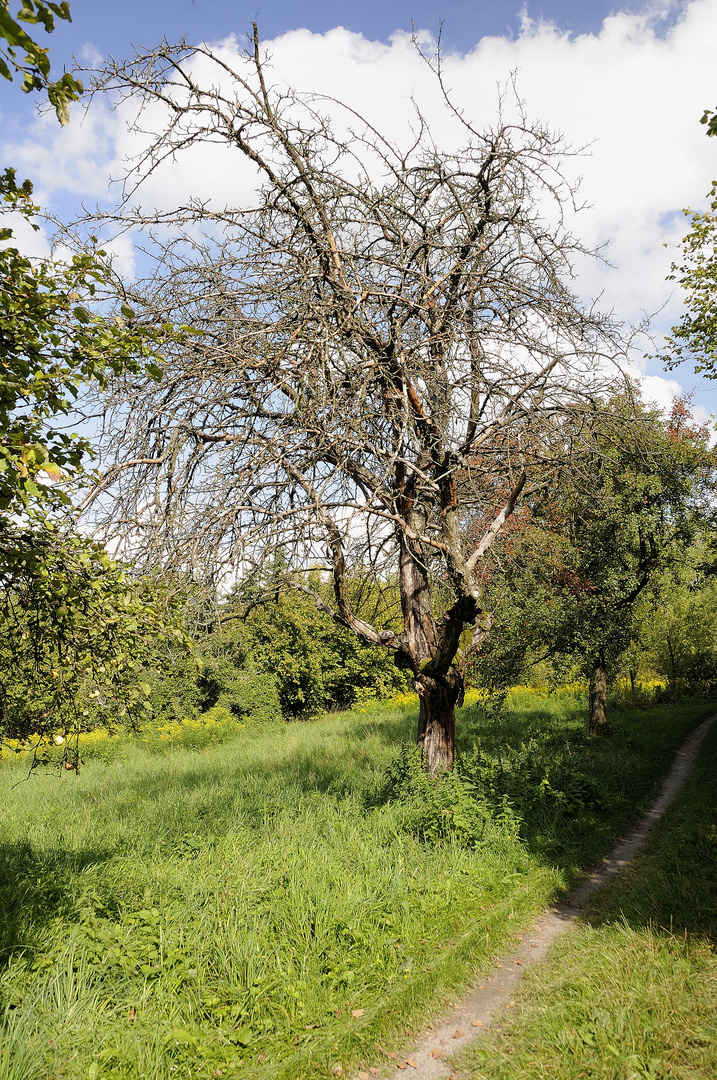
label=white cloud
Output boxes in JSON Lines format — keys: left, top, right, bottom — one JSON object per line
{"left": 639, "top": 373, "right": 684, "bottom": 412}
{"left": 2, "top": 0, "right": 715, "bottom": 412}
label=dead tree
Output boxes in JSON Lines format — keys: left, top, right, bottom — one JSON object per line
{"left": 76, "top": 28, "right": 627, "bottom": 772}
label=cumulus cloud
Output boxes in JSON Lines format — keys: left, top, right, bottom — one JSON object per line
{"left": 3, "top": 0, "right": 715, "bottom": 411}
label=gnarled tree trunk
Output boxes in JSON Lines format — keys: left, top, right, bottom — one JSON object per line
{"left": 588, "top": 647, "right": 608, "bottom": 732}
{"left": 415, "top": 668, "right": 464, "bottom": 774}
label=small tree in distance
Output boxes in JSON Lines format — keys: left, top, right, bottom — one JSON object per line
{"left": 79, "top": 27, "right": 630, "bottom": 771}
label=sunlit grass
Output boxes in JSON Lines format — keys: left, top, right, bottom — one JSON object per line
{"left": 0, "top": 694, "right": 714, "bottom": 1079}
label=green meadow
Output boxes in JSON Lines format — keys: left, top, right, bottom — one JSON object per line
{"left": 0, "top": 692, "right": 714, "bottom": 1080}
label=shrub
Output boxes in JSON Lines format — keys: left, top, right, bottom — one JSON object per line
{"left": 380, "top": 746, "right": 521, "bottom": 848}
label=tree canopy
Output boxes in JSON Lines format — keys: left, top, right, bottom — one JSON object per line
{"left": 0, "top": 3, "right": 189, "bottom": 754}
{"left": 661, "top": 107, "right": 717, "bottom": 377}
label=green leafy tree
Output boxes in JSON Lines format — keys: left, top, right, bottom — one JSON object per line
{"left": 701, "top": 107, "right": 717, "bottom": 139}
{"left": 0, "top": 170, "right": 163, "bottom": 515}
{"left": 0, "top": 0, "right": 81, "bottom": 123}
{"left": 0, "top": 535, "right": 188, "bottom": 761}
{"left": 0, "top": 180, "right": 178, "bottom": 748}
{"left": 243, "top": 589, "right": 412, "bottom": 717}
{"left": 628, "top": 537, "right": 717, "bottom": 697}
{"left": 0, "top": 5, "right": 189, "bottom": 750}
{"left": 470, "top": 395, "right": 717, "bottom": 729}
{"left": 661, "top": 109, "right": 717, "bottom": 375}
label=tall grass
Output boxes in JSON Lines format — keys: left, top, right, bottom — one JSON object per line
{"left": 454, "top": 716, "right": 717, "bottom": 1080}
{"left": 0, "top": 693, "right": 713, "bottom": 1079}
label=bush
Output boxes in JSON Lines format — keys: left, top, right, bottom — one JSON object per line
{"left": 459, "top": 735, "right": 606, "bottom": 819}
{"left": 380, "top": 746, "right": 521, "bottom": 848}
{"left": 245, "top": 593, "right": 412, "bottom": 717}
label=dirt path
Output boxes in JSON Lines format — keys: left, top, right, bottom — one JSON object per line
{"left": 358, "top": 713, "right": 717, "bottom": 1080}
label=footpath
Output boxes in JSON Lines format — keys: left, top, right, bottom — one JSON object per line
{"left": 358, "top": 713, "right": 717, "bottom": 1080}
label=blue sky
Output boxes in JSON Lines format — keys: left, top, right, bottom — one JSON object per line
{"left": 1, "top": 0, "right": 716, "bottom": 417}
{"left": 11, "top": 1, "right": 676, "bottom": 65}
{"left": 0, "top": 0, "right": 685, "bottom": 119}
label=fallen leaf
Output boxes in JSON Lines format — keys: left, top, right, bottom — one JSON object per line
{"left": 453, "top": 1030, "right": 465, "bottom": 1039}
{"left": 405, "top": 1030, "right": 415, "bottom": 1037}
{"left": 406, "top": 1060, "right": 418, "bottom": 1069}
{"left": 430, "top": 1049, "right": 443, "bottom": 1060}
{"left": 479, "top": 985, "right": 485, "bottom": 990}
{"left": 330, "top": 1065, "right": 343, "bottom": 1076}
{"left": 507, "top": 1001, "right": 516, "bottom": 1008}
{"left": 335, "top": 1009, "right": 342, "bottom": 1018}
{"left": 531, "top": 943, "right": 538, "bottom": 948}
{"left": 305, "top": 1023, "right": 321, "bottom": 1029}
{"left": 351, "top": 1009, "right": 365, "bottom": 1018}
{"left": 128, "top": 1008, "right": 136, "bottom": 1022}
{"left": 257, "top": 1052, "right": 267, "bottom": 1063}
{"left": 514, "top": 960, "right": 523, "bottom": 966}
{"left": 358, "top": 1072, "right": 369, "bottom": 1079}
{"left": 471, "top": 1020, "right": 484, "bottom": 1027}
{"left": 396, "top": 1064, "right": 407, "bottom": 1071}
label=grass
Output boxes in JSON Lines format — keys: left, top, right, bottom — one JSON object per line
{"left": 0, "top": 691, "right": 714, "bottom": 1079}
{"left": 453, "top": 708, "right": 717, "bottom": 1080}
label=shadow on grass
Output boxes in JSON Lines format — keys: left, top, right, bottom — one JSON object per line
{"left": 0, "top": 838, "right": 116, "bottom": 973}
{"left": 582, "top": 717, "right": 717, "bottom": 945}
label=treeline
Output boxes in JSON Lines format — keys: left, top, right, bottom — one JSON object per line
{"left": 146, "top": 585, "right": 412, "bottom": 727}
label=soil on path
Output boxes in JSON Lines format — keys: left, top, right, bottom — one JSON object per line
{"left": 356, "top": 713, "right": 717, "bottom": 1080}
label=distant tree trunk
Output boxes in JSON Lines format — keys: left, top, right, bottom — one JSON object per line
{"left": 415, "top": 669, "right": 464, "bottom": 774}
{"left": 588, "top": 647, "right": 608, "bottom": 732}
{"left": 629, "top": 667, "right": 637, "bottom": 705}
{"left": 666, "top": 632, "right": 678, "bottom": 696}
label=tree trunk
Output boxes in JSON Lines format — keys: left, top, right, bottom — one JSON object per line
{"left": 415, "top": 669, "right": 463, "bottom": 774}
{"left": 588, "top": 647, "right": 608, "bottom": 732}
{"left": 666, "top": 632, "right": 678, "bottom": 696}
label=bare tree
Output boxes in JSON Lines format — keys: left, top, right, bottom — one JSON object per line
{"left": 76, "top": 28, "right": 627, "bottom": 772}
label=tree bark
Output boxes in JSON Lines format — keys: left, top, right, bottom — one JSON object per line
{"left": 588, "top": 647, "right": 608, "bottom": 732}
{"left": 415, "top": 668, "right": 463, "bottom": 774}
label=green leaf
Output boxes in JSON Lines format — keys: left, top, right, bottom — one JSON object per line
{"left": 53, "top": 91, "right": 70, "bottom": 126}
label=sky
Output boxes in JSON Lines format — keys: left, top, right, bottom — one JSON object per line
{"left": 1, "top": 0, "right": 716, "bottom": 420}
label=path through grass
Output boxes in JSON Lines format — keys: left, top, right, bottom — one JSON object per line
{"left": 453, "top": 709, "right": 717, "bottom": 1080}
